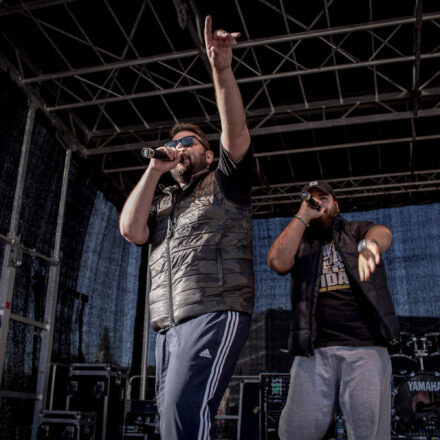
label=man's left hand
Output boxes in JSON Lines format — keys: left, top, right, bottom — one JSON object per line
{"left": 204, "top": 15, "right": 240, "bottom": 72}
{"left": 358, "top": 240, "right": 380, "bottom": 282}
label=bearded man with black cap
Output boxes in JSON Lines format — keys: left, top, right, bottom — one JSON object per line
{"left": 267, "top": 180, "right": 400, "bottom": 440}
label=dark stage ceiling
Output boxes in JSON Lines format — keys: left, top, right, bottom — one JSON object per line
{"left": 1, "top": 0, "right": 440, "bottom": 216}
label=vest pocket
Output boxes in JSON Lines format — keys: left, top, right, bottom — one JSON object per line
{"left": 216, "top": 248, "right": 224, "bottom": 286}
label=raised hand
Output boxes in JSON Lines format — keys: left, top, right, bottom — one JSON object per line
{"left": 149, "top": 146, "right": 182, "bottom": 174}
{"left": 358, "top": 240, "right": 381, "bottom": 282}
{"left": 204, "top": 15, "right": 240, "bottom": 72}
{"left": 296, "top": 196, "right": 329, "bottom": 225}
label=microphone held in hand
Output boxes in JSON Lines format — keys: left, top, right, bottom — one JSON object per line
{"left": 141, "top": 147, "right": 170, "bottom": 160}
{"left": 300, "top": 191, "right": 320, "bottom": 210}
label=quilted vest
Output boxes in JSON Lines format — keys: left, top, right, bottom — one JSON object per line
{"left": 149, "top": 169, "right": 254, "bottom": 332}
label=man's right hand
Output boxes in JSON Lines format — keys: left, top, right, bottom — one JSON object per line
{"left": 149, "top": 146, "right": 183, "bottom": 174}
{"left": 296, "top": 197, "right": 328, "bottom": 224}
{"left": 204, "top": 15, "right": 239, "bottom": 73}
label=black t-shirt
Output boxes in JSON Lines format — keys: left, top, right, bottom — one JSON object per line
{"left": 314, "top": 233, "right": 386, "bottom": 348}
{"left": 216, "top": 143, "right": 253, "bottom": 205}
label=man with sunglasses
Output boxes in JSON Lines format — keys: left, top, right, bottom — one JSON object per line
{"left": 120, "top": 16, "right": 254, "bottom": 440}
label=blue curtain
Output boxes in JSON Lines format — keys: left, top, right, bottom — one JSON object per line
{"left": 76, "top": 192, "right": 142, "bottom": 367}
{"left": 252, "top": 218, "right": 291, "bottom": 316}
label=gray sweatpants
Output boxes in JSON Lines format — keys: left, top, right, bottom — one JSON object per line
{"left": 278, "top": 346, "right": 392, "bottom": 440}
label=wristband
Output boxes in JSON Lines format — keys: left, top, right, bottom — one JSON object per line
{"left": 294, "top": 215, "right": 309, "bottom": 228}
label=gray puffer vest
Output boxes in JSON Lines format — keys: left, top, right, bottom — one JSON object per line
{"left": 149, "top": 169, "right": 254, "bottom": 333}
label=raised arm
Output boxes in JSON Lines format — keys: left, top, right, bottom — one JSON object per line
{"left": 358, "top": 224, "right": 393, "bottom": 282}
{"left": 119, "top": 148, "right": 182, "bottom": 244}
{"left": 267, "top": 217, "right": 306, "bottom": 275}
{"left": 204, "top": 15, "right": 250, "bottom": 162}
{"left": 268, "top": 199, "right": 326, "bottom": 274}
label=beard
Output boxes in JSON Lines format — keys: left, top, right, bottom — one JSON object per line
{"left": 170, "top": 150, "right": 208, "bottom": 184}
{"left": 309, "top": 207, "right": 338, "bottom": 231}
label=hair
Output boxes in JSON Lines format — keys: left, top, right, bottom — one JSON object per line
{"left": 169, "top": 122, "right": 210, "bottom": 150}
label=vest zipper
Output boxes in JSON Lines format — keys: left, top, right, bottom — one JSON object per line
{"left": 216, "top": 248, "right": 224, "bottom": 286}
{"left": 166, "top": 189, "right": 186, "bottom": 328}
{"left": 166, "top": 191, "right": 180, "bottom": 328}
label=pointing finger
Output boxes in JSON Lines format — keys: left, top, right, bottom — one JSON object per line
{"left": 368, "top": 258, "right": 376, "bottom": 274}
{"left": 358, "top": 257, "right": 365, "bottom": 281}
{"left": 364, "top": 267, "right": 371, "bottom": 281}
{"left": 362, "top": 260, "right": 371, "bottom": 281}
{"left": 374, "top": 249, "right": 380, "bottom": 265}
{"left": 360, "top": 264, "right": 365, "bottom": 282}
{"left": 204, "top": 15, "right": 212, "bottom": 48}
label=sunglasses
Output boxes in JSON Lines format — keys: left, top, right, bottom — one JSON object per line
{"left": 165, "top": 135, "right": 207, "bottom": 149}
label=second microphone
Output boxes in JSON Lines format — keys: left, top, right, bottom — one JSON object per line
{"left": 300, "top": 191, "right": 320, "bottom": 209}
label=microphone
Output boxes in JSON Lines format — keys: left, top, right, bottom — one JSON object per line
{"left": 300, "top": 191, "right": 320, "bottom": 209}
{"left": 140, "top": 147, "right": 170, "bottom": 160}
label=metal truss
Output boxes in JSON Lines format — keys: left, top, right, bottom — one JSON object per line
{"left": 0, "top": 0, "right": 439, "bottom": 215}
{"left": 12, "top": 12, "right": 440, "bottom": 128}
{"left": 251, "top": 169, "right": 440, "bottom": 214}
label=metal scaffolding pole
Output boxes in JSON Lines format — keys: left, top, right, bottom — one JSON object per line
{"left": 31, "top": 148, "right": 71, "bottom": 439}
{"left": 0, "top": 102, "right": 36, "bottom": 382}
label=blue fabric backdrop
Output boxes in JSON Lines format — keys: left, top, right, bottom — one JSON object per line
{"left": 76, "top": 192, "right": 142, "bottom": 367}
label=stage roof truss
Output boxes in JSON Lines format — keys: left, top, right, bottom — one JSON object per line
{"left": 0, "top": 0, "right": 439, "bottom": 215}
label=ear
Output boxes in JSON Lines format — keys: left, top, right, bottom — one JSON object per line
{"left": 335, "top": 200, "right": 340, "bottom": 214}
{"left": 205, "top": 149, "right": 214, "bottom": 164}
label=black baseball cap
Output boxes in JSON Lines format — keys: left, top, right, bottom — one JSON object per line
{"left": 301, "top": 180, "right": 336, "bottom": 199}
